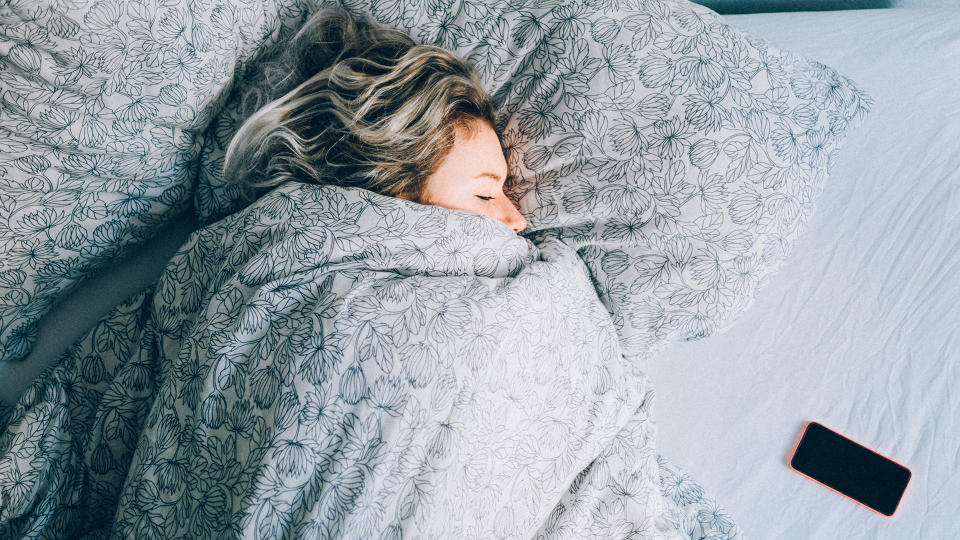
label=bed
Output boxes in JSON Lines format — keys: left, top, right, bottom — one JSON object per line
{"left": 1, "top": 2, "right": 957, "bottom": 538}
{"left": 645, "top": 7, "right": 960, "bottom": 539}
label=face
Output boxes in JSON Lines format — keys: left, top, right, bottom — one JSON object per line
{"left": 399, "top": 121, "right": 527, "bottom": 234}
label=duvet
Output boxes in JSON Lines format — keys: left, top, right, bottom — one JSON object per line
{"left": 0, "top": 182, "right": 741, "bottom": 539}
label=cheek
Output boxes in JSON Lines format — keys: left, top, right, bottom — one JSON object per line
{"left": 420, "top": 183, "right": 474, "bottom": 211}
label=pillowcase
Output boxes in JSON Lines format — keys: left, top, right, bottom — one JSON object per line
{"left": 195, "top": 0, "right": 871, "bottom": 364}
{"left": 0, "top": 0, "right": 318, "bottom": 363}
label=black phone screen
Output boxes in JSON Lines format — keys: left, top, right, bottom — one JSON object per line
{"left": 789, "top": 422, "right": 911, "bottom": 516}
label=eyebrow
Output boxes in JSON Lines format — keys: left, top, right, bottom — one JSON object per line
{"left": 475, "top": 172, "right": 506, "bottom": 182}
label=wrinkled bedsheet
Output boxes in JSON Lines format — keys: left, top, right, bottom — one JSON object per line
{"left": 0, "top": 182, "right": 741, "bottom": 538}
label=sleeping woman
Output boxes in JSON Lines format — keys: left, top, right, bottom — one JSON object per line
{"left": 222, "top": 7, "right": 528, "bottom": 235}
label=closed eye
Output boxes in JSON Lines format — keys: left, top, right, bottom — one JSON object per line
{"left": 475, "top": 195, "right": 493, "bottom": 201}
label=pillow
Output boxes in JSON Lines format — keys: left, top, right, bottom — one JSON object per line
{"left": 0, "top": 0, "right": 318, "bottom": 363}
{"left": 195, "top": 0, "right": 871, "bottom": 364}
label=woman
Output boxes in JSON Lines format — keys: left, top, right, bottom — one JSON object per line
{"left": 223, "top": 7, "right": 528, "bottom": 234}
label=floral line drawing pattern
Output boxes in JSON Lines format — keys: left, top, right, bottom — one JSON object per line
{"left": 0, "top": 0, "right": 322, "bottom": 362}
{"left": 198, "top": 0, "right": 871, "bottom": 365}
{"left": 1, "top": 182, "right": 741, "bottom": 538}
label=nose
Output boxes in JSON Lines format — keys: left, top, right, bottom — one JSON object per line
{"left": 499, "top": 199, "right": 527, "bottom": 234}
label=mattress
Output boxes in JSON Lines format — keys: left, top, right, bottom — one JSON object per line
{"left": 644, "top": 8, "right": 960, "bottom": 539}
{"left": 2, "top": 6, "right": 957, "bottom": 539}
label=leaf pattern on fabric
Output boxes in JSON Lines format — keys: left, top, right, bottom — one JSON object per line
{"left": 0, "top": 0, "right": 322, "bottom": 363}
{"left": 1, "top": 0, "right": 871, "bottom": 536}
{"left": 2, "top": 0, "right": 870, "bottom": 370}
{"left": 191, "top": 0, "right": 871, "bottom": 366}
{"left": 1, "top": 183, "right": 741, "bottom": 538}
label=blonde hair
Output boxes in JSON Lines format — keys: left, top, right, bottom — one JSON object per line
{"left": 223, "top": 7, "right": 499, "bottom": 204}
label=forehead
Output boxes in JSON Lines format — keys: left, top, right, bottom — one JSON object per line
{"left": 446, "top": 121, "right": 507, "bottom": 175}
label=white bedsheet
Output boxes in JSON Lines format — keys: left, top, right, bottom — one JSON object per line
{"left": 645, "top": 8, "right": 960, "bottom": 539}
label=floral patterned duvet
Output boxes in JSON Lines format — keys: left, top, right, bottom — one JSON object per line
{"left": 0, "top": 182, "right": 741, "bottom": 538}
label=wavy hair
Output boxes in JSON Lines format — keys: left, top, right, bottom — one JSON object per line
{"left": 223, "top": 7, "right": 499, "bottom": 204}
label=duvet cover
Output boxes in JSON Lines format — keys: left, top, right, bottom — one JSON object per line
{"left": 0, "top": 182, "right": 740, "bottom": 539}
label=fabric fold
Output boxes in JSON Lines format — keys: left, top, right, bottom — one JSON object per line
{"left": 0, "top": 182, "right": 740, "bottom": 539}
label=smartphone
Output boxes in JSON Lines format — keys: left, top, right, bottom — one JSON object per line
{"left": 788, "top": 421, "right": 911, "bottom": 517}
